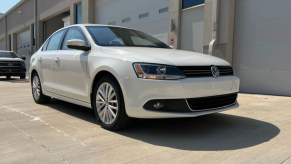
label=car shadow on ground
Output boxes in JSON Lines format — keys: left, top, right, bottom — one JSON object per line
{"left": 46, "top": 98, "right": 280, "bottom": 151}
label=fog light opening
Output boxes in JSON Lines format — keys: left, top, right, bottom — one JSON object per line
{"left": 153, "top": 102, "right": 165, "bottom": 109}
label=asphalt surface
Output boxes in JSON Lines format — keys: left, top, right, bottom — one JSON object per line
{"left": 0, "top": 77, "right": 291, "bottom": 164}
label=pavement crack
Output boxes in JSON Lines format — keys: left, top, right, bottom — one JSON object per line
{"left": 0, "top": 115, "right": 70, "bottom": 164}
{"left": 282, "top": 155, "right": 291, "bottom": 164}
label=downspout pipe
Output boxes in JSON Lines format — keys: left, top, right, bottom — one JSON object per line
{"left": 208, "top": 0, "right": 219, "bottom": 56}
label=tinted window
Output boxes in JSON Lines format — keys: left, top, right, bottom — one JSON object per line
{"left": 42, "top": 40, "right": 49, "bottom": 51}
{"left": 159, "top": 7, "right": 168, "bottom": 13}
{"left": 86, "top": 26, "right": 169, "bottom": 48}
{"left": 0, "top": 52, "right": 19, "bottom": 58}
{"left": 62, "top": 28, "right": 88, "bottom": 50}
{"left": 182, "top": 0, "right": 204, "bottom": 9}
{"left": 139, "top": 13, "right": 149, "bottom": 19}
{"left": 122, "top": 18, "right": 131, "bottom": 23}
{"left": 47, "top": 30, "right": 65, "bottom": 50}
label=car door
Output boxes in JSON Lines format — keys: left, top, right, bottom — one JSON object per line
{"left": 38, "top": 29, "right": 66, "bottom": 93}
{"left": 54, "top": 27, "right": 90, "bottom": 102}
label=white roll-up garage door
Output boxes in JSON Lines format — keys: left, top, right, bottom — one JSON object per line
{"left": 233, "top": 0, "right": 291, "bottom": 96}
{"left": 0, "top": 40, "right": 5, "bottom": 50}
{"left": 17, "top": 29, "right": 30, "bottom": 76}
{"left": 94, "top": 0, "right": 169, "bottom": 43}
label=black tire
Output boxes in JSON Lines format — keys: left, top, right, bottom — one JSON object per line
{"left": 31, "top": 72, "right": 51, "bottom": 104}
{"left": 92, "top": 76, "right": 131, "bottom": 131}
{"left": 6, "top": 76, "right": 11, "bottom": 79}
{"left": 20, "top": 74, "right": 26, "bottom": 79}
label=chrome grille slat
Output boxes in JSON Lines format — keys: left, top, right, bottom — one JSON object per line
{"left": 178, "top": 66, "right": 234, "bottom": 78}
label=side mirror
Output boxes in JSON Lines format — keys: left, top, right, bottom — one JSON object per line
{"left": 21, "top": 56, "right": 26, "bottom": 60}
{"left": 67, "top": 39, "right": 91, "bottom": 51}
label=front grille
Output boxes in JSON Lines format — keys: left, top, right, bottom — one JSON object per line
{"left": 186, "top": 93, "right": 238, "bottom": 111}
{"left": 0, "top": 61, "right": 21, "bottom": 67}
{"left": 178, "top": 66, "right": 234, "bottom": 78}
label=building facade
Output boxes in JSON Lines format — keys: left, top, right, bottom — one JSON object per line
{"left": 0, "top": 0, "right": 290, "bottom": 97}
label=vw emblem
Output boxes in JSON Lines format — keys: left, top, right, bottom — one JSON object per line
{"left": 211, "top": 66, "right": 220, "bottom": 78}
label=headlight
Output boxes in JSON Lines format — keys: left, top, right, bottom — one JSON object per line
{"left": 133, "top": 63, "right": 185, "bottom": 80}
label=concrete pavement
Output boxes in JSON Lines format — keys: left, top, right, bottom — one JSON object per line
{"left": 0, "top": 77, "right": 291, "bottom": 164}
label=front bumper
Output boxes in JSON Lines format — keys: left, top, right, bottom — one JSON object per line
{"left": 119, "top": 76, "right": 240, "bottom": 118}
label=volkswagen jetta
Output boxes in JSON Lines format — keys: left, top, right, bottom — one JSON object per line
{"left": 29, "top": 24, "right": 240, "bottom": 130}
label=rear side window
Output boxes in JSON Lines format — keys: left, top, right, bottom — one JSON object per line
{"left": 47, "top": 30, "right": 65, "bottom": 50}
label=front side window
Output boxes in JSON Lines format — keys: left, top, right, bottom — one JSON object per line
{"left": 0, "top": 51, "right": 19, "bottom": 58}
{"left": 182, "top": 0, "right": 205, "bottom": 9}
{"left": 61, "top": 27, "right": 88, "bottom": 50}
{"left": 86, "top": 26, "right": 169, "bottom": 48}
{"left": 47, "top": 30, "right": 65, "bottom": 51}
{"left": 42, "top": 40, "right": 49, "bottom": 51}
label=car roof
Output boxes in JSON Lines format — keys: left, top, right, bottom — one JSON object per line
{"left": 59, "top": 24, "right": 139, "bottom": 33}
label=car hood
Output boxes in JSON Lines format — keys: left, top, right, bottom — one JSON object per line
{"left": 0, "top": 58, "right": 24, "bottom": 62}
{"left": 100, "top": 47, "right": 230, "bottom": 66}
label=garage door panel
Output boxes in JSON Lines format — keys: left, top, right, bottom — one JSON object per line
{"left": 233, "top": 43, "right": 291, "bottom": 70}
{"left": 234, "top": 17, "right": 291, "bottom": 48}
{"left": 236, "top": 0, "right": 291, "bottom": 24}
{"left": 95, "top": 0, "right": 168, "bottom": 23}
{"left": 235, "top": 70, "right": 291, "bottom": 96}
{"left": 234, "top": 0, "right": 291, "bottom": 96}
{"left": 94, "top": 0, "right": 169, "bottom": 44}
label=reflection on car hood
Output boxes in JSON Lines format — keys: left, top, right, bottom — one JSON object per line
{"left": 100, "top": 47, "right": 230, "bottom": 66}
{"left": 0, "top": 58, "right": 23, "bottom": 62}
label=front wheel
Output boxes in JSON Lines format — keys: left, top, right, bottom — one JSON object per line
{"left": 92, "top": 76, "right": 131, "bottom": 131}
{"left": 31, "top": 73, "right": 51, "bottom": 104}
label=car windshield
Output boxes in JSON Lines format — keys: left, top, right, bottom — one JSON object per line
{"left": 86, "top": 26, "right": 170, "bottom": 48}
{"left": 0, "top": 52, "right": 19, "bottom": 58}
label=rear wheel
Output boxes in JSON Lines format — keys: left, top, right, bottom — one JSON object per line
{"left": 31, "top": 73, "right": 51, "bottom": 104}
{"left": 93, "top": 76, "right": 131, "bottom": 131}
{"left": 6, "top": 76, "right": 11, "bottom": 79}
{"left": 20, "top": 74, "right": 26, "bottom": 79}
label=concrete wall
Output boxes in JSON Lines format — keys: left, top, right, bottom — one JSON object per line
{"left": 180, "top": 6, "right": 204, "bottom": 53}
{"left": 203, "top": 0, "right": 235, "bottom": 64}
{"left": 0, "top": 39, "right": 5, "bottom": 50}
{"left": 44, "top": 13, "right": 70, "bottom": 41}
{"left": 0, "top": 18, "right": 5, "bottom": 37}
{"left": 233, "top": 0, "right": 291, "bottom": 96}
{"left": 94, "top": 0, "right": 169, "bottom": 43}
{"left": 6, "top": 0, "right": 34, "bottom": 34}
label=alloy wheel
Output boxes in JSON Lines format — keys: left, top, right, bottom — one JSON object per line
{"left": 32, "top": 76, "right": 41, "bottom": 101}
{"left": 96, "top": 82, "right": 118, "bottom": 124}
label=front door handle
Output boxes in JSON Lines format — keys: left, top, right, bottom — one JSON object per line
{"left": 55, "top": 57, "right": 60, "bottom": 63}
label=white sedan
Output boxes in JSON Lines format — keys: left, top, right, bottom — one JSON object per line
{"left": 29, "top": 24, "right": 240, "bottom": 130}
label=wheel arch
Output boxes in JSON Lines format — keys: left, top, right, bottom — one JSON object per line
{"left": 90, "top": 70, "right": 124, "bottom": 108}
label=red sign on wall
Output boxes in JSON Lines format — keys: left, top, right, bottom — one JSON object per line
{"left": 171, "top": 39, "right": 174, "bottom": 44}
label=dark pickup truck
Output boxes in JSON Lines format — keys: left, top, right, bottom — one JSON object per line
{"left": 0, "top": 51, "right": 26, "bottom": 79}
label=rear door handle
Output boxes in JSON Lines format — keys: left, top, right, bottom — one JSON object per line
{"left": 38, "top": 57, "right": 42, "bottom": 62}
